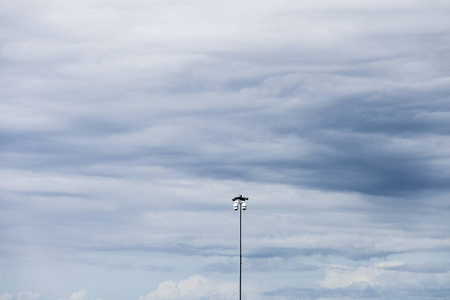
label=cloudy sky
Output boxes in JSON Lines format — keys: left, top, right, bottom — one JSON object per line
{"left": 1, "top": 0, "right": 450, "bottom": 299}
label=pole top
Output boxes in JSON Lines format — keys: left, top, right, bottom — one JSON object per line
{"left": 232, "top": 195, "right": 248, "bottom": 201}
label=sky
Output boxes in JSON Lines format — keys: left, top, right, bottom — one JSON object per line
{"left": 1, "top": 0, "right": 450, "bottom": 299}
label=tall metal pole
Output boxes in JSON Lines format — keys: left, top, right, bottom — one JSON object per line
{"left": 232, "top": 195, "right": 247, "bottom": 300}
{"left": 239, "top": 201, "right": 242, "bottom": 300}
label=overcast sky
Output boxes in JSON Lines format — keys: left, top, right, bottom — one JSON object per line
{"left": 1, "top": 0, "right": 450, "bottom": 299}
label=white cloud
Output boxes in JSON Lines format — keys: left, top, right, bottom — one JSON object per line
{"left": 59, "top": 290, "right": 101, "bottom": 300}
{"left": 374, "top": 260, "right": 404, "bottom": 269}
{"left": 0, "top": 294, "right": 13, "bottom": 300}
{"left": 139, "top": 275, "right": 237, "bottom": 300}
{"left": 17, "top": 292, "right": 40, "bottom": 300}
{"left": 320, "top": 261, "right": 404, "bottom": 289}
{"left": 64, "top": 290, "right": 86, "bottom": 300}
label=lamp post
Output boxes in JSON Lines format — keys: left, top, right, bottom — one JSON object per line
{"left": 232, "top": 195, "right": 248, "bottom": 300}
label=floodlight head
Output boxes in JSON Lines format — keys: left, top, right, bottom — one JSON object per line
{"left": 242, "top": 201, "right": 247, "bottom": 210}
{"left": 233, "top": 202, "right": 239, "bottom": 210}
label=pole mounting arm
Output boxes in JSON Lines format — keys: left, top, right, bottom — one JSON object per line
{"left": 232, "top": 195, "right": 249, "bottom": 201}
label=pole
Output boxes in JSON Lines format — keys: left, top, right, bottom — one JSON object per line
{"left": 232, "top": 195, "right": 247, "bottom": 300}
{"left": 239, "top": 201, "right": 242, "bottom": 300}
